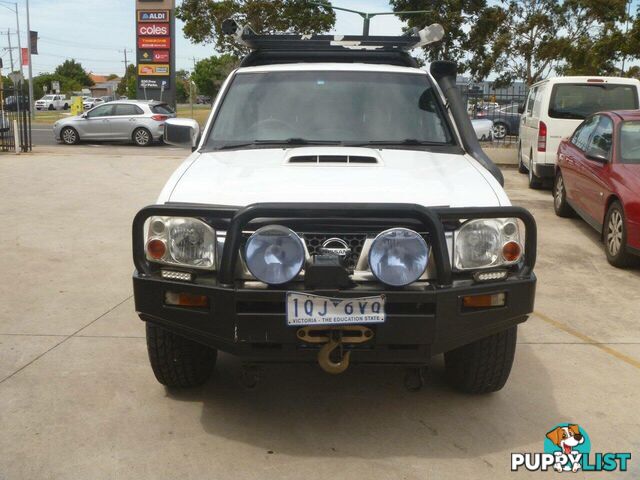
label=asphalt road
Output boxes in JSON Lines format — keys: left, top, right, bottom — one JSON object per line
{"left": 1, "top": 148, "right": 639, "bottom": 479}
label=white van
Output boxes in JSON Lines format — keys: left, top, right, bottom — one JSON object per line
{"left": 518, "top": 76, "right": 640, "bottom": 188}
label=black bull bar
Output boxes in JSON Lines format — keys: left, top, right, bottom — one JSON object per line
{"left": 132, "top": 202, "right": 537, "bottom": 286}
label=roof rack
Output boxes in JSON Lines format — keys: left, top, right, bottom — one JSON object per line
{"left": 222, "top": 19, "right": 444, "bottom": 53}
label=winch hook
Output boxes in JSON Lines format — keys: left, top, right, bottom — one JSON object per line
{"left": 317, "top": 338, "right": 351, "bottom": 374}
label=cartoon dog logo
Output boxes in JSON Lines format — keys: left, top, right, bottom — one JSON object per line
{"left": 546, "top": 424, "right": 585, "bottom": 472}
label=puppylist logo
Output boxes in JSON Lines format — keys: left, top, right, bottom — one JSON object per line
{"left": 511, "top": 424, "right": 631, "bottom": 473}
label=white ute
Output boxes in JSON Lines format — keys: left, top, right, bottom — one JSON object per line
{"left": 132, "top": 24, "right": 537, "bottom": 394}
{"left": 35, "top": 94, "right": 69, "bottom": 111}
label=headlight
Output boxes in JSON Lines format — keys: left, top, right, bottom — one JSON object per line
{"left": 369, "top": 228, "right": 429, "bottom": 286}
{"left": 245, "top": 225, "right": 305, "bottom": 285}
{"left": 454, "top": 218, "right": 522, "bottom": 270}
{"left": 145, "top": 216, "right": 216, "bottom": 270}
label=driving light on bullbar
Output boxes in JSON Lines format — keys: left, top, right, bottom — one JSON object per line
{"left": 245, "top": 225, "right": 305, "bottom": 285}
{"left": 369, "top": 228, "right": 429, "bottom": 286}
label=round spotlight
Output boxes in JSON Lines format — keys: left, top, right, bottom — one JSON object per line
{"left": 369, "top": 228, "right": 429, "bottom": 286}
{"left": 245, "top": 225, "right": 305, "bottom": 285}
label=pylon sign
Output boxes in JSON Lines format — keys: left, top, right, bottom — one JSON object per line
{"left": 136, "top": 0, "right": 176, "bottom": 106}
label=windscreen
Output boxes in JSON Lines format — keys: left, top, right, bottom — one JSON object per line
{"left": 205, "top": 70, "right": 453, "bottom": 148}
{"left": 620, "top": 121, "right": 640, "bottom": 164}
{"left": 549, "top": 84, "right": 638, "bottom": 120}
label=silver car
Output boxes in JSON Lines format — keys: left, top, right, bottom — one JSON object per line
{"left": 54, "top": 100, "right": 176, "bottom": 146}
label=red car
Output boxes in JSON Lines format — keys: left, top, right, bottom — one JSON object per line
{"left": 554, "top": 110, "right": 640, "bottom": 267}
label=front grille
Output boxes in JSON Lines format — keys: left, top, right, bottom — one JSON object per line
{"left": 303, "top": 233, "right": 367, "bottom": 270}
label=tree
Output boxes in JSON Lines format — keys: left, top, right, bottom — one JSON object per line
{"left": 33, "top": 73, "right": 82, "bottom": 98}
{"left": 191, "top": 55, "right": 238, "bottom": 98}
{"left": 117, "top": 64, "right": 137, "bottom": 99}
{"left": 391, "top": 0, "right": 506, "bottom": 80}
{"left": 175, "top": 69, "right": 190, "bottom": 103}
{"left": 176, "top": 0, "right": 336, "bottom": 54}
{"left": 484, "top": 0, "right": 630, "bottom": 85}
{"left": 106, "top": 73, "right": 120, "bottom": 80}
{"left": 54, "top": 60, "right": 94, "bottom": 87}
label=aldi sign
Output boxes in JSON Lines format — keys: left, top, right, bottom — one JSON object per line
{"left": 137, "top": 23, "right": 170, "bottom": 36}
{"left": 136, "top": 0, "right": 175, "bottom": 103}
{"left": 138, "top": 10, "right": 169, "bottom": 22}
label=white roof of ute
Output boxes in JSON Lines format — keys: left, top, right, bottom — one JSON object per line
{"left": 532, "top": 76, "right": 640, "bottom": 87}
{"left": 236, "top": 62, "right": 427, "bottom": 75}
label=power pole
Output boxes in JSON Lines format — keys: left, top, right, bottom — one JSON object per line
{"left": 25, "top": 0, "right": 34, "bottom": 118}
{"left": 120, "top": 48, "right": 132, "bottom": 72}
{"left": 14, "top": 1, "right": 23, "bottom": 77}
{"left": 7, "top": 29, "right": 14, "bottom": 72}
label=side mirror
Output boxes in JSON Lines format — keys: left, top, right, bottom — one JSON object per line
{"left": 585, "top": 147, "right": 609, "bottom": 163}
{"left": 518, "top": 104, "right": 525, "bottom": 114}
{"left": 164, "top": 118, "right": 201, "bottom": 150}
{"left": 81, "top": 113, "right": 87, "bottom": 119}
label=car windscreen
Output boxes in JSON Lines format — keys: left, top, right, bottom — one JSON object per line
{"left": 549, "top": 83, "right": 638, "bottom": 120}
{"left": 204, "top": 70, "right": 454, "bottom": 149}
{"left": 151, "top": 104, "right": 175, "bottom": 114}
{"left": 42, "top": 95, "right": 55, "bottom": 100}
{"left": 619, "top": 121, "right": 640, "bottom": 164}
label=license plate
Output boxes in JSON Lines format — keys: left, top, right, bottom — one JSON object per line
{"left": 286, "top": 292, "right": 385, "bottom": 326}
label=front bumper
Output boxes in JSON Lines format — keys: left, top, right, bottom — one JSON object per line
{"left": 132, "top": 202, "right": 537, "bottom": 365}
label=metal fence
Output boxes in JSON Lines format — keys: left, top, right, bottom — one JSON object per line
{"left": 1, "top": 82, "right": 32, "bottom": 153}
{"left": 459, "top": 84, "right": 528, "bottom": 145}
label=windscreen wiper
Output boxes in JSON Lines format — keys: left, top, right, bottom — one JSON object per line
{"left": 213, "top": 138, "right": 342, "bottom": 150}
{"left": 254, "top": 138, "right": 343, "bottom": 146}
{"left": 346, "top": 139, "right": 448, "bottom": 147}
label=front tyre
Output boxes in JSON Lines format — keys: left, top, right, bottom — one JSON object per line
{"left": 444, "top": 326, "right": 517, "bottom": 394}
{"left": 528, "top": 151, "right": 543, "bottom": 189}
{"left": 146, "top": 323, "right": 217, "bottom": 388}
{"left": 604, "top": 201, "right": 635, "bottom": 268}
{"left": 60, "top": 127, "right": 79, "bottom": 145}
{"left": 133, "top": 127, "right": 152, "bottom": 147}
{"left": 553, "top": 171, "right": 574, "bottom": 217}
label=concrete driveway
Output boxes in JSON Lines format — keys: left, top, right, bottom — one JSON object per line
{"left": 1, "top": 147, "right": 639, "bottom": 479}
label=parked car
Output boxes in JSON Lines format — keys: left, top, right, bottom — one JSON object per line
{"left": 82, "top": 97, "right": 104, "bottom": 110}
{"left": 53, "top": 100, "right": 176, "bottom": 146}
{"left": 132, "top": 25, "right": 537, "bottom": 394}
{"left": 471, "top": 117, "right": 494, "bottom": 141}
{"left": 519, "top": 76, "right": 640, "bottom": 188}
{"left": 3, "top": 95, "right": 30, "bottom": 112}
{"left": 35, "top": 94, "right": 69, "bottom": 111}
{"left": 196, "top": 95, "right": 212, "bottom": 104}
{"left": 100, "top": 96, "right": 115, "bottom": 103}
{"left": 554, "top": 110, "right": 640, "bottom": 267}
{"left": 476, "top": 104, "right": 521, "bottom": 140}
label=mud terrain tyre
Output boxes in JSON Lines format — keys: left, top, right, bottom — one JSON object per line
{"left": 146, "top": 323, "right": 217, "bottom": 388}
{"left": 445, "top": 326, "right": 517, "bottom": 394}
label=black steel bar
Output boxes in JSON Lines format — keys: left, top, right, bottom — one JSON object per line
{"left": 219, "top": 203, "right": 450, "bottom": 286}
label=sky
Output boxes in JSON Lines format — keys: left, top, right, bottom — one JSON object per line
{"left": 0, "top": 0, "right": 406, "bottom": 77}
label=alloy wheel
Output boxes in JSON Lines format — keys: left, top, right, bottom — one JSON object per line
{"left": 62, "top": 129, "right": 77, "bottom": 144}
{"left": 554, "top": 175, "right": 564, "bottom": 210}
{"left": 493, "top": 124, "right": 507, "bottom": 139}
{"left": 135, "top": 129, "right": 150, "bottom": 146}
{"left": 607, "top": 210, "right": 623, "bottom": 256}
